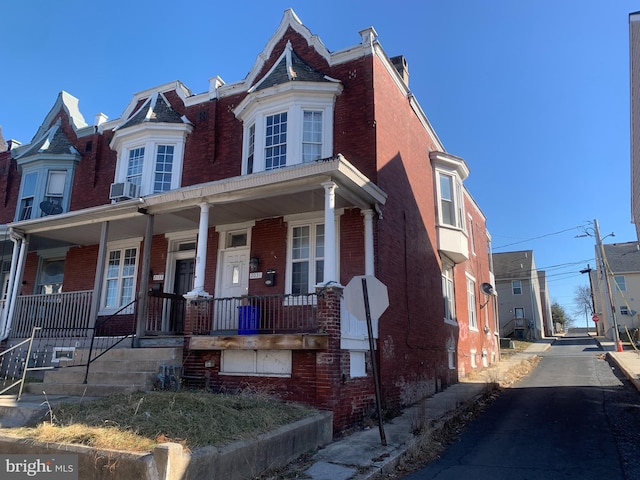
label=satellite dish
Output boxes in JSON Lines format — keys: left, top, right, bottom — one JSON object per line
{"left": 481, "top": 282, "right": 496, "bottom": 296}
{"left": 39, "top": 201, "right": 63, "bottom": 216}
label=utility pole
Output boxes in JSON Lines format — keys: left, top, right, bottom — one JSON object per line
{"left": 593, "top": 219, "right": 621, "bottom": 348}
{"left": 579, "top": 264, "right": 595, "bottom": 334}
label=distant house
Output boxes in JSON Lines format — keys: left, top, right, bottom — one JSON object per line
{"left": 493, "top": 250, "right": 547, "bottom": 339}
{"left": 0, "top": 9, "right": 498, "bottom": 432}
{"left": 590, "top": 241, "right": 640, "bottom": 340}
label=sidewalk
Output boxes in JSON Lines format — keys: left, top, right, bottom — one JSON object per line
{"left": 288, "top": 339, "right": 555, "bottom": 480}
{"left": 592, "top": 335, "right": 640, "bottom": 393}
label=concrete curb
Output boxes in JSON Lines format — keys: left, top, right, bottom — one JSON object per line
{"left": 0, "top": 410, "right": 333, "bottom": 480}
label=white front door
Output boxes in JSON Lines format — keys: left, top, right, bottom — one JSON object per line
{"left": 220, "top": 249, "right": 249, "bottom": 298}
{"left": 214, "top": 249, "right": 249, "bottom": 330}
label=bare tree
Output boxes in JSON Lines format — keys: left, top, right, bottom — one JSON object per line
{"left": 573, "top": 285, "right": 593, "bottom": 331}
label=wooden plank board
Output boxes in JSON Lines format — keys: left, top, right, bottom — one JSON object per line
{"left": 189, "top": 334, "right": 328, "bottom": 350}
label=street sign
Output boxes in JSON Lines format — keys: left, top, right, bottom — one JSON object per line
{"left": 344, "top": 275, "right": 389, "bottom": 321}
{"left": 343, "top": 275, "right": 389, "bottom": 446}
{"left": 592, "top": 314, "right": 599, "bottom": 323}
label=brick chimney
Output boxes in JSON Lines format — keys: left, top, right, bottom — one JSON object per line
{"left": 390, "top": 55, "right": 409, "bottom": 87}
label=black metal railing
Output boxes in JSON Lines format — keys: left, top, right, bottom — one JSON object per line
{"left": 188, "top": 293, "right": 319, "bottom": 335}
{"left": 145, "top": 292, "right": 186, "bottom": 334}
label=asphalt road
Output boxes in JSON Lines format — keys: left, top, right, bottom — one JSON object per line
{"left": 405, "top": 333, "right": 640, "bottom": 480}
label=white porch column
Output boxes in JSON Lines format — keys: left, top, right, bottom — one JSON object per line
{"left": 186, "top": 203, "right": 211, "bottom": 298}
{"left": 89, "top": 221, "right": 109, "bottom": 329}
{"left": 362, "top": 209, "right": 374, "bottom": 276}
{"left": 322, "top": 182, "right": 338, "bottom": 285}
{"left": 2, "top": 230, "right": 28, "bottom": 340}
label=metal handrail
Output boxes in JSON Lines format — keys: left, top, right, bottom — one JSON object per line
{"left": 82, "top": 299, "right": 138, "bottom": 384}
{"left": 0, "top": 327, "right": 53, "bottom": 400}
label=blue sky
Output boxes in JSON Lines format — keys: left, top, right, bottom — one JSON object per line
{"left": 0, "top": 1, "right": 637, "bottom": 323}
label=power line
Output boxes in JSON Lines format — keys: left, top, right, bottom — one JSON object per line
{"left": 493, "top": 225, "right": 584, "bottom": 249}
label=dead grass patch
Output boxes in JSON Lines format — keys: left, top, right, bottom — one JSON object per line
{"left": 6, "top": 391, "right": 315, "bottom": 453}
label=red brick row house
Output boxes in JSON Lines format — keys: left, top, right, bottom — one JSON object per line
{"left": 0, "top": 9, "right": 499, "bottom": 432}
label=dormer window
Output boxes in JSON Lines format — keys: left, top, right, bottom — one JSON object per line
{"left": 13, "top": 121, "right": 80, "bottom": 221}
{"left": 110, "top": 92, "right": 192, "bottom": 198}
{"left": 234, "top": 42, "right": 342, "bottom": 174}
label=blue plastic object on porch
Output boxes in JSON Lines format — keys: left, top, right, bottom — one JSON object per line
{"left": 238, "top": 306, "right": 260, "bottom": 334}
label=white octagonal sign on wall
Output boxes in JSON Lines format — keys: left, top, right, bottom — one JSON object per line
{"left": 344, "top": 275, "right": 389, "bottom": 321}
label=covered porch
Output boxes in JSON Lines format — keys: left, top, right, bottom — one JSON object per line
{"left": 0, "top": 155, "right": 386, "bottom": 353}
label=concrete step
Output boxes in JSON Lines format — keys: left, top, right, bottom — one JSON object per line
{"left": 42, "top": 368, "right": 156, "bottom": 386}
{"left": 58, "top": 347, "right": 182, "bottom": 366}
{"left": 23, "top": 347, "right": 183, "bottom": 397}
{"left": 24, "top": 382, "right": 147, "bottom": 397}
{"left": 58, "top": 358, "right": 180, "bottom": 373}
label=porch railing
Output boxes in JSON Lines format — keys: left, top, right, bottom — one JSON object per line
{"left": 187, "top": 293, "right": 319, "bottom": 335}
{"left": 10, "top": 290, "right": 93, "bottom": 338}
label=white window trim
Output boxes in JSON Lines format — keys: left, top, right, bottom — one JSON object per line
{"left": 111, "top": 123, "right": 191, "bottom": 197}
{"left": 442, "top": 260, "right": 457, "bottom": 326}
{"left": 466, "top": 274, "right": 478, "bottom": 332}
{"left": 614, "top": 276, "right": 626, "bottom": 292}
{"left": 468, "top": 214, "right": 476, "bottom": 255}
{"left": 99, "top": 238, "right": 142, "bottom": 315}
{"left": 435, "top": 168, "right": 466, "bottom": 231}
{"left": 164, "top": 230, "right": 198, "bottom": 295}
{"left": 236, "top": 85, "right": 339, "bottom": 175}
{"left": 284, "top": 212, "right": 340, "bottom": 296}
{"left": 512, "top": 280, "right": 522, "bottom": 295}
{"left": 15, "top": 161, "right": 75, "bottom": 221}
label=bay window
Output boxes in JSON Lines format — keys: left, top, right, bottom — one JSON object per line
{"left": 16, "top": 166, "right": 74, "bottom": 221}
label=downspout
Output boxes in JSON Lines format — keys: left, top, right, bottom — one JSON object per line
{"left": 1, "top": 228, "right": 28, "bottom": 341}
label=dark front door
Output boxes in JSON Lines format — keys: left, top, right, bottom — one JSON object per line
{"left": 174, "top": 259, "right": 195, "bottom": 295}
{"left": 169, "top": 259, "right": 194, "bottom": 332}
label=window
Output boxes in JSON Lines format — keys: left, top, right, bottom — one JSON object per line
{"left": 102, "top": 244, "right": 138, "bottom": 313}
{"left": 620, "top": 305, "right": 630, "bottom": 315}
{"left": 247, "top": 124, "right": 256, "bottom": 174}
{"left": 117, "top": 143, "right": 184, "bottom": 196}
{"left": 614, "top": 276, "right": 626, "bottom": 292}
{"left": 265, "top": 112, "right": 287, "bottom": 170}
{"left": 17, "top": 167, "right": 74, "bottom": 221}
{"left": 19, "top": 172, "right": 37, "bottom": 220}
{"left": 468, "top": 216, "right": 476, "bottom": 254}
{"left": 442, "top": 263, "right": 456, "bottom": 323}
{"left": 38, "top": 259, "right": 64, "bottom": 294}
{"left": 234, "top": 68, "right": 340, "bottom": 175}
{"left": 467, "top": 277, "right": 477, "bottom": 331}
{"left": 512, "top": 280, "right": 522, "bottom": 295}
{"left": 126, "top": 147, "right": 145, "bottom": 187}
{"left": 290, "top": 223, "right": 324, "bottom": 295}
{"left": 1, "top": 260, "right": 11, "bottom": 301}
{"left": 154, "top": 145, "right": 174, "bottom": 193}
{"left": 302, "top": 111, "right": 323, "bottom": 162}
{"left": 110, "top": 93, "right": 192, "bottom": 197}
{"left": 437, "top": 172, "right": 464, "bottom": 229}
{"left": 44, "top": 171, "right": 66, "bottom": 209}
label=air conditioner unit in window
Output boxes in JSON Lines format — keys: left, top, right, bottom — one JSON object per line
{"left": 109, "top": 181, "right": 140, "bottom": 200}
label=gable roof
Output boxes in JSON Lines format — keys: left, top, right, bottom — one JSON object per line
{"left": 493, "top": 250, "right": 536, "bottom": 279}
{"left": 602, "top": 242, "right": 640, "bottom": 273}
{"left": 31, "top": 91, "right": 87, "bottom": 142}
{"left": 13, "top": 120, "right": 80, "bottom": 161}
{"left": 252, "top": 41, "right": 334, "bottom": 92}
{"left": 117, "top": 92, "right": 187, "bottom": 130}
